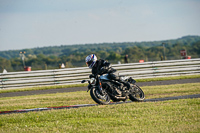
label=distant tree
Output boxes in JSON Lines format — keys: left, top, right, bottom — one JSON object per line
{"left": 0, "top": 57, "right": 12, "bottom": 72}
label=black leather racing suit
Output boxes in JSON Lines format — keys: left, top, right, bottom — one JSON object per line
{"left": 91, "top": 59, "right": 130, "bottom": 88}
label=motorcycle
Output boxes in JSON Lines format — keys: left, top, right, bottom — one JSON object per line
{"left": 81, "top": 72, "right": 145, "bottom": 105}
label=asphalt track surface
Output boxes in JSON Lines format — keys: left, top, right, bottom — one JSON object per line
{"left": 0, "top": 78, "right": 199, "bottom": 115}
{"left": 1, "top": 94, "right": 200, "bottom": 115}
{"left": 0, "top": 78, "right": 199, "bottom": 98}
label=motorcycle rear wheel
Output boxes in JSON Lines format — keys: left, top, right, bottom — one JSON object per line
{"left": 129, "top": 84, "right": 145, "bottom": 102}
{"left": 90, "top": 87, "right": 111, "bottom": 105}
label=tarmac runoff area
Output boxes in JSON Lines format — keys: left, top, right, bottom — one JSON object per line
{"left": 0, "top": 78, "right": 199, "bottom": 115}
{"left": 0, "top": 78, "right": 199, "bottom": 98}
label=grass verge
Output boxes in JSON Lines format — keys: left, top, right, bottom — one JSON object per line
{"left": 0, "top": 82, "right": 200, "bottom": 132}
{"left": 0, "top": 74, "right": 200, "bottom": 94}
{"left": 0, "top": 82, "right": 199, "bottom": 112}
{"left": 0, "top": 98, "right": 199, "bottom": 133}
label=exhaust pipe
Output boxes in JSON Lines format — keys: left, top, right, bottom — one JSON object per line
{"left": 114, "top": 96, "right": 128, "bottom": 100}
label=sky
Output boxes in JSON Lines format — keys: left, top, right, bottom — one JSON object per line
{"left": 0, "top": 0, "right": 200, "bottom": 51}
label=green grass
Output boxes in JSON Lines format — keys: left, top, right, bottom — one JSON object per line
{"left": 0, "top": 74, "right": 200, "bottom": 94}
{"left": 136, "top": 74, "right": 200, "bottom": 82}
{"left": 0, "top": 98, "right": 199, "bottom": 133}
{"left": 0, "top": 83, "right": 200, "bottom": 112}
{"left": 0, "top": 83, "right": 88, "bottom": 94}
{"left": 0, "top": 82, "right": 200, "bottom": 133}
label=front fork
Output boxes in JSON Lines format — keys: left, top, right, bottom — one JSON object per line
{"left": 96, "top": 76, "right": 103, "bottom": 94}
{"left": 87, "top": 82, "right": 103, "bottom": 94}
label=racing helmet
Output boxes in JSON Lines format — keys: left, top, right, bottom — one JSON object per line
{"left": 85, "top": 54, "right": 97, "bottom": 68}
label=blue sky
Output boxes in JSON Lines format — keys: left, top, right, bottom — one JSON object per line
{"left": 0, "top": 0, "right": 200, "bottom": 51}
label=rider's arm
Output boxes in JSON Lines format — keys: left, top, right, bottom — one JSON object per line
{"left": 103, "top": 60, "right": 110, "bottom": 68}
{"left": 98, "top": 60, "right": 111, "bottom": 74}
{"left": 102, "top": 60, "right": 110, "bottom": 69}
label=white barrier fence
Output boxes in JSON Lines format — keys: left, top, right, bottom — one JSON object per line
{"left": 1, "top": 58, "right": 200, "bottom": 89}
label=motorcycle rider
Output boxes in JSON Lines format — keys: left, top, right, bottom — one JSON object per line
{"left": 85, "top": 54, "right": 131, "bottom": 89}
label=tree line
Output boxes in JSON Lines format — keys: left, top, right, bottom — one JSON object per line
{"left": 0, "top": 35, "right": 200, "bottom": 72}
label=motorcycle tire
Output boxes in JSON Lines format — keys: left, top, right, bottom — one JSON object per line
{"left": 90, "top": 87, "right": 111, "bottom": 105}
{"left": 129, "top": 84, "right": 145, "bottom": 102}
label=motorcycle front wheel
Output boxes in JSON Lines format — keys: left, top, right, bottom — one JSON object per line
{"left": 129, "top": 84, "right": 145, "bottom": 102}
{"left": 90, "top": 87, "right": 111, "bottom": 105}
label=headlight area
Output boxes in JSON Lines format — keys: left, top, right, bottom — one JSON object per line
{"left": 90, "top": 78, "right": 96, "bottom": 85}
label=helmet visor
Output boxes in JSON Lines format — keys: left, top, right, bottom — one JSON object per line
{"left": 86, "top": 60, "right": 93, "bottom": 67}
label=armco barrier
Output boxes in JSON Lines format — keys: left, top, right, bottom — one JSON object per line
{"left": 0, "top": 58, "right": 200, "bottom": 89}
